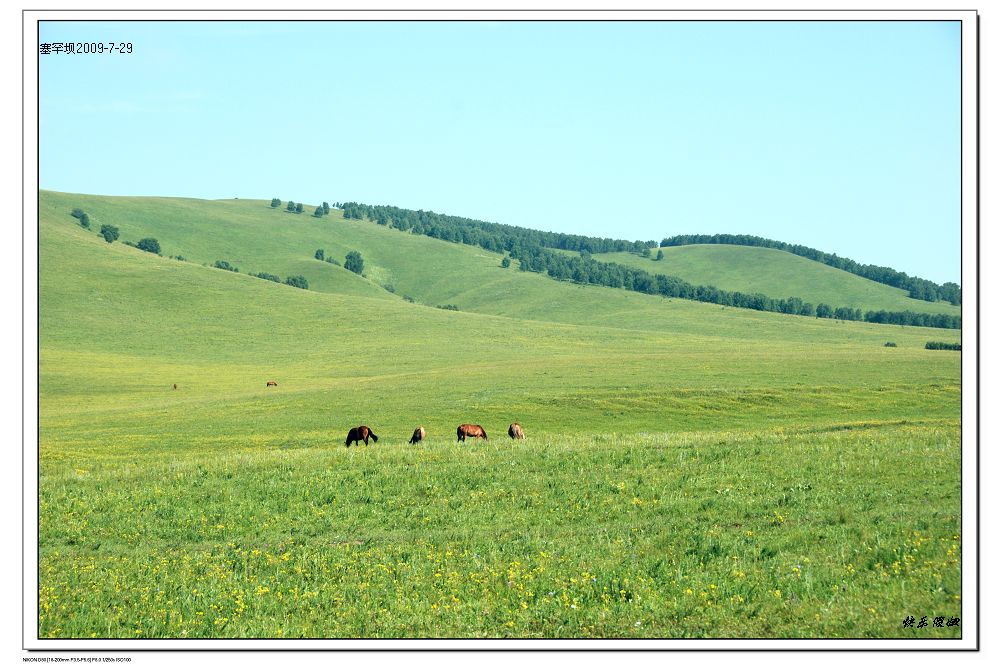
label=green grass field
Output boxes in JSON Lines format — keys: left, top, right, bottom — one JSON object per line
{"left": 37, "top": 191, "right": 962, "bottom": 639}
{"left": 594, "top": 245, "right": 961, "bottom": 316}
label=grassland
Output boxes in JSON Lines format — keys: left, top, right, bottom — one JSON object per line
{"left": 594, "top": 245, "right": 961, "bottom": 316}
{"left": 36, "top": 191, "right": 962, "bottom": 639}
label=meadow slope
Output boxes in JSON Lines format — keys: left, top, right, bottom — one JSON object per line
{"left": 37, "top": 191, "right": 962, "bottom": 639}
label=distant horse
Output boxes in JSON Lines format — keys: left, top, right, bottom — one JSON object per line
{"left": 457, "top": 424, "right": 488, "bottom": 442}
{"left": 409, "top": 426, "right": 426, "bottom": 444}
{"left": 508, "top": 423, "right": 525, "bottom": 439}
{"left": 346, "top": 425, "right": 379, "bottom": 447}
{"left": 266, "top": 380, "right": 278, "bottom": 387}
{"left": 172, "top": 383, "right": 177, "bottom": 390}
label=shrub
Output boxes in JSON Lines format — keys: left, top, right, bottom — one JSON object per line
{"left": 314, "top": 206, "right": 324, "bottom": 217}
{"left": 437, "top": 304, "right": 460, "bottom": 311}
{"left": 287, "top": 201, "right": 296, "bottom": 212}
{"left": 403, "top": 295, "right": 416, "bottom": 303}
{"left": 315, "top": 249, "right": 325, "bottom": 261}
{"left": 501, "top": 256, "right": 511, "bottom": 268}
{"left": 383, "top": 283, "right": 396, "bottom": 294}
{"left": 925, "top": 341, "right": 961, "bottom": 351}
{"left": 285, "top": 275, "right": 309, "bottom": 289}
{"left": 251, "top": 272, "right": 281, "bottom": 283}
{"left": 345, "top": 251, "right": 364, "bottom": 275}
{"left": 325, "top": 257, "right": 341, "bottom": 266}
{"left": 295, "top": 203, "right": 304, "bottom": 214}
{"left": 71, "top": 208, "right": 85, "bottom": 219}
{"left": 271, "top": 198, "right": 281, "bottom": 208}
{"left": 99, "top": 224, "right": 119, "bottom": 244}
{"left": 884, "top": 342, "right": 897, "bottom": 347}
{"left": 136, "top": 238, "right": 161, "bottom": 254}
{"left": 78, "top": 213, "right": 91, "bottom": 229}
{"left": 214, "top": 260, "right": 239, "bottom": 272}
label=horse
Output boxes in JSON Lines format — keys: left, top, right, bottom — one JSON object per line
{"left": 346, "top": 425, "right": 379, "bottom": 446}
{"left": 408, "top": 426, "right": 426, "bottom": 444}
{"left": 508, "top": 422, "right": 525, "bottom": 439}
{"left": 266, "top": 380, "right": 278, "bottom": 387}
{"left": 457, "top": 424, "right": 488, "bottom": 442}
{"left": 172, "top": 383, "right": 177, "bottom": 390}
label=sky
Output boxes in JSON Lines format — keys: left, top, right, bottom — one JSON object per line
{"left": 38, "top": 20, "right": 962, "bottom": 284}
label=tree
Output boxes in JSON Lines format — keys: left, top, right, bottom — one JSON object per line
{"left": 295, "top": 203, "right": 304, "bottom": 214}
{"left": 78, "top": 213, "right": 91, "bottom": 229}
{"left": 71, "top": 208, "right": 85, "bottom": 219}
{"left": 816, "top": 303, "right": 833, "bottom": 319}
{"left": 501, "top": 256, "right": 511, "bottom": 268}
{"left": 314, "top": 206, "right": 324, "bottom": 217}
{"left": 99, "top": 224, "right": 119, "bottom": 244}
{"left": 656, "top": 249, "right": 664, "bottom": 261}
{"left": 287, "top": 201, "right": 296, "bottom": 212}
{"left": 322, "top": 202, "right": 330, "bottom": 215}
{"left": 285, "top": 275, "right": 309, "bottom": 289}
{"left": 271, "top": 198, "right": 281, "bottom": 208}
{"left": 136, "top": 238, "right": 161, "bottom": 254}
{"left": 345, "top": 250, "right": 364, "bottom": 275}
{"left": 315, "top": 249, "right": 325, "bottom": 261}
{"left": 641, "top": 247, "right": 651, "bottom": 258}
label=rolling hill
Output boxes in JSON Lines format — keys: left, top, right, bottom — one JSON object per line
{"left": 594, "top": 245, "right": 961, "bottom": 317}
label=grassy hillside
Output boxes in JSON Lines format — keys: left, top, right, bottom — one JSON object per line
{"left": 36, "top": 191, "right": 962, "bottom": 639}
{"left": 594, "top": 245, "right": 961, "bottom": 316}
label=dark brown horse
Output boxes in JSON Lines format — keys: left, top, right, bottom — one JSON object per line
{"left": 345, "top": 425, "right": 379, "bottom": 446}
{"left": 408, "top": 426, "right": 426, "bottom": 444}
{"left": 457, "top": 424, "right": 488, "bottom": 442}
{"left": 508, "top": 422, "right": 525, "bottom": 439}
{"left": 266, "top": 380, "right": 278, "bottom": 387}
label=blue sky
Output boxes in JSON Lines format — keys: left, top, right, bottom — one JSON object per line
{"left": 39, "top": 20, "right": 961, "bottom": 284}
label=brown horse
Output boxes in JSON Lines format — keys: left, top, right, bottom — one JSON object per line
{"left": 508, "top": 422, "right": 525, "bottom": 439}
{"left": 408, "top": 426, "right": 426, "bottom": 444}
{"left": 346, "top": 425, "right": 379, "bottom": 446}
{"left": 266, "top": 380, "right": 278, "bottom": 387}
{"left": 457, "top": 424, "right": 488, "bottom": 442}
{"left": 172, "top": 383, "right": 177, "bottom": 390}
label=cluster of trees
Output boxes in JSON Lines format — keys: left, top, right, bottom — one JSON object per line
{"left": 344, "top": 250, "right": 364, "bottom": 275}
{"left": 925, "top": 341, "right": 961, "bottom": 351}
{"left": 136, "top": 238, "right": 160, "bottom": 254}
{"left": 284, "top": 275, "right": 309, "bottom": 289}
{"left": 71, "top": 208, "right": 91, "bottom": 229}
{"left": 273, "top": 199, "right": 331, "bottom": 218}
{"left": 100, "top": 224, "right": 119, "bottom": 244}
{"left": 660, "top": 234, "right": 961, "bottom": 305}
{"left": 250, "top": 272, "right": 281, "bottom": 283}
{"left": 213, "top": 260, "right": 239, "bottom": 272}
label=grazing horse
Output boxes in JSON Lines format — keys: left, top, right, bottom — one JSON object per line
{"left": 346, "top": 425, "right": 379, "bottom": 447}
{"left": 508, "top": 422, "right": 525, "bottom": 439}
{"left": 408, "top": 426, "right": 426, "bottom": 444}
{"left": 457, "top": 424, "right": 488, "bottom": 442}
{"left": 266, "top": 380, "right": 278, "bottom": 387}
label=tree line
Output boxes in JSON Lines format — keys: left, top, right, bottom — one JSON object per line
{"left": 339, "top": 202, "right": 654, "bottom": 255}
{"left": 334, "top": 202, "right": 961, "bottom": 330}
{"left": 660, "top": 234, "right": 961, "bottom": 306}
